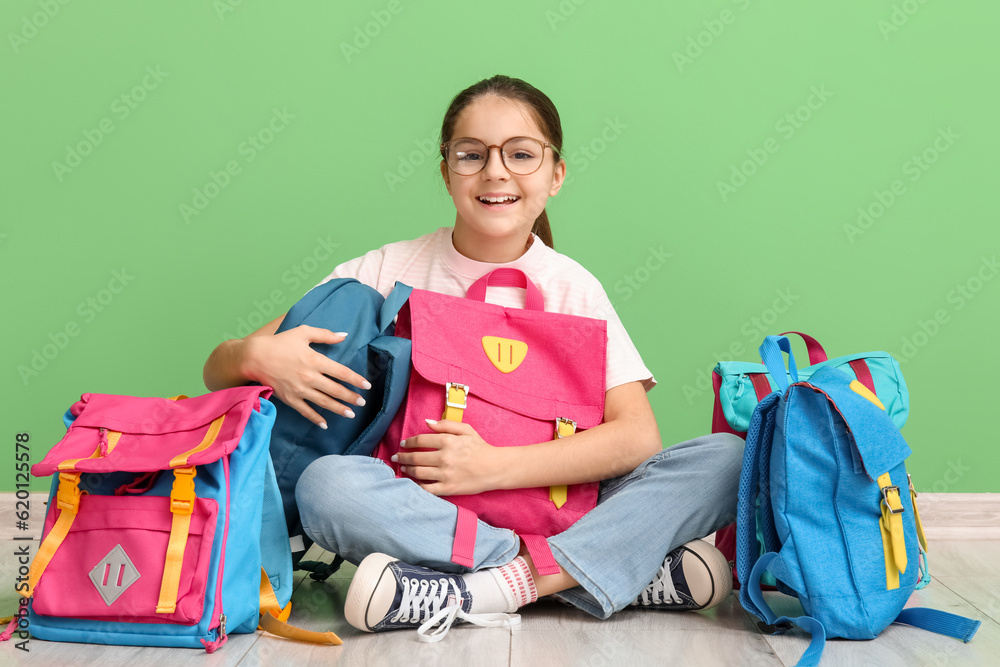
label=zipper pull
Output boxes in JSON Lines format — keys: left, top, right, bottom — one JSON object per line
{"left": 98, "top": 428, "right": 110, "bottom": 457}
{"left": 201, "top": 614, "right": 228, "bottom": 653}
{"left": 733, "top": 375, "right": 747, "bottom": 400}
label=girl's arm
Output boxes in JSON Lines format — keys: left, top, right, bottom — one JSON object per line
{"left": 395, "top": 380, "right": 662, "bottom": 496}
{"left": 203, "top": 315, "right": 370, "bottom": 426}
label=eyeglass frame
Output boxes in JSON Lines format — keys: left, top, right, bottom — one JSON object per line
{"left": 439, "top": 136, "right": 555, "bottom": 176}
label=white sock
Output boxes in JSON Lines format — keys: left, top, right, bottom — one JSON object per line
{"left": 462, "top": 556, "right": 538, "bottom": 614}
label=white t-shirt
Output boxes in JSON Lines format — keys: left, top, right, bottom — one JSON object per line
{"left": 315, "top": 227, "right": 656, "bottom": 393}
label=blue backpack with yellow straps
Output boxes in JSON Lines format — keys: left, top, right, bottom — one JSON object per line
{"left": 736, "top": 335, "right": 980, "bottom": 666}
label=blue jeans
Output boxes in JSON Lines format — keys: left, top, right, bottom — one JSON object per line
{"left": 296, "top": 432, "right": 744, "bottom": 619}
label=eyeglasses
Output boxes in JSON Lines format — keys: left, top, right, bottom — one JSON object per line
{"left": 440, "top": 136, "right": 552, "bottom": 176}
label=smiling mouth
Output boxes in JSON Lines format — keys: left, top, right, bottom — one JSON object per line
{"left": 477, "top": 195, "right": 520, "bottom": 206}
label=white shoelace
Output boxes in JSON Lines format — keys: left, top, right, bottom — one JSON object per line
{"left": 636, "top": 556, "right": 682, "bottom": 606}
{"left": 393, "top": 575, "right": 520, "bottom": 643}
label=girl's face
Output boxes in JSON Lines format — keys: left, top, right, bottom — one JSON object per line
{"left": 441, "top": 95, "right": 565, "bottom": 261}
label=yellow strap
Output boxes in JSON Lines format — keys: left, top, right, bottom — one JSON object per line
{"left": 850, "top": 380, "right": 886, "bottom": 410}
{"left": 877, "top": 473, "right": 907, "bottom": 590}
{"left": 156, "top": 467, "right": 197, "bottom": 614}
{"left": 911, "top": 488, "right": 928, "bottom": 553}
{"left": 549, "top": 419, "right": 577, "bottom": 509}
{"left": 57, "top": 430, "right": 123, "bottom": 471}
{"left": 879, "top": 506, "right": 900, "bottom": 590}
{"left": 169, "top": 415, "right": 225, "bottom": 468}
{"left": 909, "top": 476, "right": 929, "bottom": 553}
{"left": 256, "top": 567, "right": 340, "bottom": 643}
{"left": 257, "top": 567, "right": 293, "bottom": 626}
{"left": 26, "top": 472, "right": 83, "bottom": 598}
{"left": 259, "top": 608, "right": 342, "bottom": 645}
{"left": 105, "top": 431, "right": 122, "bottom": 454}
{"left": 442, "top": 383, "right": 469, "bottom": 423}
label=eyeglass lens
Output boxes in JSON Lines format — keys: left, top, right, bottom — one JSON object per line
{"left": 448, "top": 137, "right": 544, "bottom": 175}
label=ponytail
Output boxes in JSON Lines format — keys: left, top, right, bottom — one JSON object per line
{"left": 532, "top": 210, "right": 554, "bottom": 249}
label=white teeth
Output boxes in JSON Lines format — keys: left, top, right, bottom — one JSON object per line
{"left": 479, "top": 195, "right": 518, "bottom": 203}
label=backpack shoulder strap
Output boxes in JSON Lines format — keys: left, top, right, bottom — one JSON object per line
{"left": 379, "top": 282, "right": 412, "bottom": 334}
{"left": 895, "top": 608, "right": 981, "bottom": 643}
{"left": 737, "top": 391, "right": 779, "bottom": 614}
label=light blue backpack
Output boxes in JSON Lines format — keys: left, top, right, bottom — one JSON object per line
{"left": 737, "top": 335, "right": 980, "bottom": 666}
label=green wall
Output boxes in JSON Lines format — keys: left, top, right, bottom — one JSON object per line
{"left": 2, "top": 1, "right": 997, "bottom": 493}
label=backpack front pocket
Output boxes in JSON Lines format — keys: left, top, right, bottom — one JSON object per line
{"left": 32, "top": 494, "right": 219, "bottom": 625}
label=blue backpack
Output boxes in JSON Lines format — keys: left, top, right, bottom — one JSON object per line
{"left": 267, "top": 278, "right": 412, "bottom": 574}
{"left": 737, "top": 335, "right": 980, "bottom": 666}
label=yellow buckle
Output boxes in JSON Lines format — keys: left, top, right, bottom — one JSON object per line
{"left": 881, "top": 484, "right": 904, "bottom": 515}
{"left": 170, "top": 467, "right": 197, "bottom": 515}
{"left": 56, "top": 472, "right": 83, "bottom": 512}
{"left": 445, "top": 383, "right": 470, "bottom": 410}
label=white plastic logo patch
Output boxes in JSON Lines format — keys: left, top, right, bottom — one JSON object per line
{"left": 89, "top": 544, "right": 141, "bottom": 606}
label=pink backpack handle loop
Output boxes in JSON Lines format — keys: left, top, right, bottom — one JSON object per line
{"left": 780, "top": 331, "right": 828, "bottom": 365}
{"left": 466, "top": 268, "right": 545, "bottom": 311}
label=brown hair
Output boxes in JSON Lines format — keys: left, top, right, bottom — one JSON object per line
{"left": 440, "top": 75, "right": 562, "bottom": 249}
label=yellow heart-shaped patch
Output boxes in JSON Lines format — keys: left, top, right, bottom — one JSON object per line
{"left": 482, "top": 336, "right": 528, "bottom": 373}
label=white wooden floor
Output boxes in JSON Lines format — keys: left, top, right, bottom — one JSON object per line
{"left": 2, "top": 495, "right": 998, "bottom": 666}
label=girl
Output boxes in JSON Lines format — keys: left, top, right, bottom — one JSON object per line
{"left": 203, "top": 75, "right": 744, "bottom": 640}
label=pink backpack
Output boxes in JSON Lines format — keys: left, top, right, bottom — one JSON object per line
{"left": 375, "top": 269, "right": 607, "bottom": 574}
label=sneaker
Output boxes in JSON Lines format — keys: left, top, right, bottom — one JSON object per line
{"left": 630, "top": 539, "right": 732, "bottom": 611}
{"left": 344, "top": 553, "right": 519, "bottom": 642}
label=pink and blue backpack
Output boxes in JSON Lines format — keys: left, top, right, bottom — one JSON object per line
{"left": 3, "top": 386, "right": 340, "bottom": 651}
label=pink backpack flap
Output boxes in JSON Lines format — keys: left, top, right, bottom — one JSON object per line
{"left": 32, "top": 386, "right": 271, "bottom": 478}
{"left": 376, "top": 268, "right": 607, "bottom": 575}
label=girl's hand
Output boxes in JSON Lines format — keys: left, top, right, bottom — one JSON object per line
{"left": 244, "top": 325, "right": 371, "bottom": 427}
{"left": 393, "top": 419, "right": 501, "bottom": 496}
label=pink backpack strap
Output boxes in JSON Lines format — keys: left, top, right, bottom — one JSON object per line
{"left": 780, "top": 331, "right": 828, "bottom": 365}
{"left": 466, "top": 268, "right": 545, "bottom": 311}
{"left": 848, "top": 358, "right": 877, "bottom": 395}
{"left": 519, "top": 534, "right": 560, "bottom": 576}
{"left": 451, "top": 506, "right": 478, "bottom": 568}
{"left": 450, "top": 511, "right": 561, "bottom": 577}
